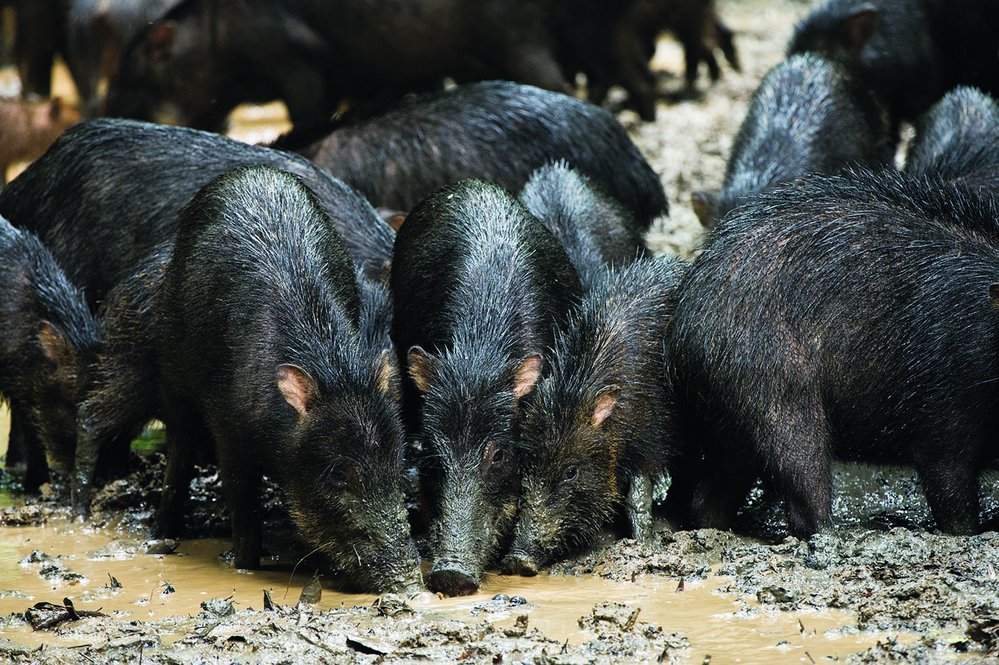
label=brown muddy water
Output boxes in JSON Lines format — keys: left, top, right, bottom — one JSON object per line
{"left": 0, "top": 411, "right": 903, "bottom": 663}
{"left": 3, "top": 1, "right": 999, "bottom": 662}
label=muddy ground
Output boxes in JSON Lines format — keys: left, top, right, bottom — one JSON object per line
{"left": 2, "top": 0, "right": 999, "bottom": 662}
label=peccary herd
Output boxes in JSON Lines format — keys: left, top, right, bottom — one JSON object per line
{"left": 1, "top": 0, "right": 998, "bottom": 598}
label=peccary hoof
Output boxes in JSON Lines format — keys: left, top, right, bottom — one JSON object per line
{"left": 500, "top": 552, "right": 538, "bottom": 577}
{"left": 426, "top": 566, "right": 479, "bottom": 597}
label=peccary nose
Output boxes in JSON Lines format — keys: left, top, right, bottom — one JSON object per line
{"left": 427, "top": 564, "right": 479, "bottom": 596}
{"left": 500, "top": 551, "right": 539, "bottom": 577}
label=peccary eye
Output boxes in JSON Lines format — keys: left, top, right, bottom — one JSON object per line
{"left": 564, "top": 466, "right": 578, "bottom": 482}
{"left": 491, "top": 448, "right": 505, "bottom": 465}
{"left": 325, "top": 467, "right": 349, "bottom": 490}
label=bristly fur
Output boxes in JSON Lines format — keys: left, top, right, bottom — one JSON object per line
{"left": 274, "top": 80, "right": 668, "bottom": 229}
{"left": 669, "top": 167, "right": 999, "bottom": 537}
{"left": 391, "top": 179, "right": 582, "bottom": 592}
{"left": 153, "top": 164, "right": 419, "bottom": 590}
{"left": 715, "top": 53, "right": 890, "bottom": 223}
{"left": 0, "top": 215, "right": 98, "bottom": 482}
{"left": 519, "top": 161, "right": 647, "bottom": 290}
{"left": 0, "top": 117, "right": 393, "bottom": 309}
{"left": 905, "top": 86, "right": 999, "bottom": 193}
{"left": 512, "top": 255, "right": 686, "bottom": 564}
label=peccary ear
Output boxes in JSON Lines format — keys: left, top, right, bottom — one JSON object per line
{"left": 277, "top": 364, "right": 317, "bottom": 419}
{"left": 592, "top": 388, "right": 619, "bottom": 428}
{"left": 513, "top": 353, "right": 543, "bottom": 400}
{"left": 38, "top": 321, "right": 75, "bottom": 367}
{"left": 407, "top": 346, "right": 435, "bottom": 394}
{"left": 842, "top": 6, "right": 879, "bottom": 57}
{"left": 376, "top": 208, "right": 408, "bottom": 231}
{"left": 147, "top": 20, "right": 177, "bottom": 60}
{"left": 990, "top": 284, "right": 999, "bottom": 310}
{"left": 691, "top": 191, "right": 718, "bottom": 229}
{"left": 376, "top": 348, "right": 401, "bottom": 399}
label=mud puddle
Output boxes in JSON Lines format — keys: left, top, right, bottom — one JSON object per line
{"left": 0, "top": 513, "right": 901, "bottom": 664}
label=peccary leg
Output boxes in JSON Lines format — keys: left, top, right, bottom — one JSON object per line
{"left": 916, "top": 450, "right": 980, "bottom": 535}
{"left": 154, "top": 422, "right": 199, "bottom": 539}
{"left": 216, "top": 433, "right": 262, "bottom": 569}
{"left": 764, "top": 407, "right": 834, "bottom": 538}
{"left": 625, "top": 474, "right": 653, "bottom": 541}
{"left": 10, "top": 404, "right": 49, "bottom": 492}
{"left": 74, "top": 349, "right": 158, "bottom": 517}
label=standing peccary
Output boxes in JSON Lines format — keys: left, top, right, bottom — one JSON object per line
{"left": 391, "top": 180, "right": 582, "bottom": 596}
{"left": 106, "top": 0, "right": 570, "bottom": 130}
{"left": 501, "top": 256, "right": 687, "bottom": 575}
{"left": 149, "top": 165, "right": 421, "bottom": 588}
{"left": 519, "top": 162, "right": 649, "bottom": 288}
{"left": 669, "top": 168, "right": 999, "bottom": 537}
{"left": 0, "top": 215, "right": 97, "bottom": 492}
{"left": 633, "top": 0, "right": 740, "bottom": 89}
{"left": 905, "top": 87, "right": 999, "bottom": 194}
{"left": 788, "top": 0, "right": 999, "bottom": 134}
{"left": 276, "top": 81, "right": 669, "bottom": 232}
{"left": 0, "top": 118, "right": 394, "bottom": 310}
{"left": 65, "top": 0, "right": 182, "bottom": 118}
{"left": 692, "top": 54, "right": 891, "bottom": 228}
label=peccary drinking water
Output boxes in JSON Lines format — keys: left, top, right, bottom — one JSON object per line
{"left": 145, "top": 165, "right": 420, "bottom": 589}
{"left": 692, "top": 53, "right": 890, "bottom": 228}
{"left": 391, "top": 180, "right": 582, "bottom": 596}
{"left": 518, "top": 162, "right": 649, "bottom": 288}
{"left": 276, "top": 81, "right": 669, "bottom": 231}
{"left": 669, "top": 168, "right": 999, "bottom": 537}
{"left": 0, "top": 118, "right": 394, "bottom": 309}
{"left": 787, "top": 0, "right": 999, "bottom": 133}
{"left": 501, "top": 256, "right": 686, "bottom": 575}
{"left": 0, "top": 216, "right": 97, "bottom": 492}
{"left": 905, "top": 87, "right": 999, "bottom": 194}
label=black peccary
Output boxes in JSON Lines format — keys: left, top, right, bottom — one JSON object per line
{"left": 391, "top": 180, "right": 582, "bottom": 596}
{"left": 905, "top": 86, "right": 999, "bottom": 194}
{"left": 669, "top": 168, "right": 999, "bottom": 537}
{"left": 105, "top": 0, "right": 569, "bottom": 131}
{"left": 633, "top": 0, "right": 740, "bottom": 89}
{"left": 501, "top": 256, "right": 686, "bottom": 575}
{"left": 145, "top": 165, "right": 421, "bottom": 589}
{"left": 519, "top": 162, "right": 648, "bottom": 289}
{"left": 275, "top": 81, "right": 669, "bottom": 232}
{"left": 66, "top": 0, "right": 181, "bottom": 117}
{"left": 0, "top": 118, "right": 394, "bottom": 310}
{"left": 787, "top": 0, "right": 999, "bottom": 134}
{"left": 692, "top": 53, "right": 891, "bottom": 228}
{"left": 0, "top": 215, "right": 98, "bottom": 492}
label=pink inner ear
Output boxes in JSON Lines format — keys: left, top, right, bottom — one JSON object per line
{"left": 845, "top": 9, "right": 878, "bottom": 55}
{"left": 407, "top": 346, "right": 434, "bottom": 393}
{"left": 37, "top": 321, "right": 69, "bottom": 365}
{"left": 513, "top": 354, "right": 543, "bottom": 399}
{"left": 592, "top": 392, "right": 618, "bottom": 427}
{"left": 277, "top": 365, "right": 313, "bottom": 418}
{"left": 149, "top": 21, "right": 176, "bottom": 52}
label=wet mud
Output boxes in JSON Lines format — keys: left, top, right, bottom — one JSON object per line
{"left": 3, "top": 1, "right": 999, "bottom": 662}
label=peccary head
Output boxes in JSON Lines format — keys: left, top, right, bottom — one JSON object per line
{"left": 107, "top": 14, "right": 229, "bottom": 131}
{"left": 277, "top": 349, "right": 423, "bottom": 594}
{"left": 788, "top": 1, "right": 879, "bottom": 64}
{"left": 0, "top": 220, "right": 98, "bottom": 479}
{"left": 503, "top": 372, "right": 624, "bottom": 575}
{"left": 408, "top": 345, "right": 542, "bottom": 596}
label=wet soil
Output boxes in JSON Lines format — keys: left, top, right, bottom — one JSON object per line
{"left": 3, "top": 1, "right": 999, "bottom": 662}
